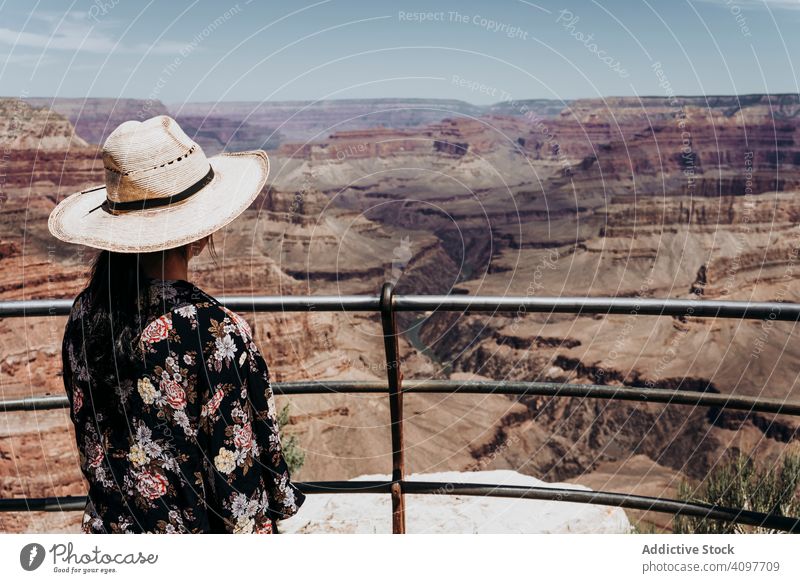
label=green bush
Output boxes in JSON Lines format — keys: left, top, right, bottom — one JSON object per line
{"left": 673, "top": 451, "right": 800, "bottom": 534}
{"left": 277, "top": 403, "right": 306, "bottom": 475}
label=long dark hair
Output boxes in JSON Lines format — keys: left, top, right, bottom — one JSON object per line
{"left": 83, "top": 235, "right": 217, "bottom": 391}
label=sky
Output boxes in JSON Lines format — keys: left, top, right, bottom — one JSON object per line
{"left": 0, "top": 0, "right": 799, "bottom": 106}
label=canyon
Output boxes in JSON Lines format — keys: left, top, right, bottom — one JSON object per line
{"left": 1, "top": 94, "right": 799, "bottom": 532}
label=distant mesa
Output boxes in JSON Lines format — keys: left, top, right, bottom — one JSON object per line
{"left": 0, "top": 99, "right": 88, "bottom": 150}
{"left": 24, "top": 97, "right": 169, "bottom": 146}
{"left": 24, "top": 97, "right": 569, "bottom": 155}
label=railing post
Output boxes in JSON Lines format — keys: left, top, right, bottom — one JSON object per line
{"left": 379, "top": 281, "right": 406, "bottom": 534}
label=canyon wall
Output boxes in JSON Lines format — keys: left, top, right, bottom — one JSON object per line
{"left": 2, "top": 94, "right": 800, "bottom": 532}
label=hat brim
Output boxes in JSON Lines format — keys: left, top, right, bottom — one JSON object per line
{"left": 48, "top": 151, "right": 269, "bottom": 253}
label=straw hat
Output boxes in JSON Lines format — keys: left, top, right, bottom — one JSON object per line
{"left": 48, "top": 115, "right": 269, "bottom": 253}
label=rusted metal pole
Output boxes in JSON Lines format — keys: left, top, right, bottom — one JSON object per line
{"left": 379, "top": 282, "right": 405, "bottom": 534}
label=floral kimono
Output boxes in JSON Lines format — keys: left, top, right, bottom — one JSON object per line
{"left": 61, "top": 276, "right": 305, "bottom": 533}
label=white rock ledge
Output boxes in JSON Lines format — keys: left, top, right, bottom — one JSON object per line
{"left": 279, "top": 470, "right": 632, "bottom": 534}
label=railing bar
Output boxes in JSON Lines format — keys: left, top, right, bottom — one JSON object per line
{"left": 3, "top": 482, "right": 797, "bottom": 532}
{"left": 0, "top": 496, "right": 87, "bottom": 512}
{"left": 1, "top": 395, "right": 71, "bottom": 411}
{"left": 298, "top": 480, "right": 393, "bottom": 494}
{"left": 217, "top": 295, "right": 382, "bottom": 312}
{"left": 404, "top": 381, "right": 800, "bottom": 417}
{"left": 395, "top": 296, "right": 800, "bottom": 321}
{"left": 2, "top": 296, "right": 800, "bottom": 320}
{"left": 6, "top": 381, "right": 800, "bottom": 417}
{"left": 0, "top": 300, "right": 73, "bottom": 317}
{"left": 401, "top": 482, "right": 800, "bottom": 533}
{"left": 3, "top": 288, "right": 798, "bottom": 535}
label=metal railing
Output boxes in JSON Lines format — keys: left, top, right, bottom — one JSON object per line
{"left": 1, "top": 282, "right": 800, "bottom": 533}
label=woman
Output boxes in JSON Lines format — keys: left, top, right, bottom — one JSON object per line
{"left": 48, "top": 115, "right": 305, "bottom": 533}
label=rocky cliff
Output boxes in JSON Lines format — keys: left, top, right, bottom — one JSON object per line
{"left": 1, "top": 100, "right": 88, "bottom": 150}
{"left": 24, "top": 98, "right": 170, "bottom": 146}
{"left": 262, "top": 94, "right": 800, "bottom": 531}
{"left": 2, "top": 94, "right": 800, "bottom": 533}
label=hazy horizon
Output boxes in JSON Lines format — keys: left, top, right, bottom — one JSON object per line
{"left": 12, "top": 92, "right": 800, "bottom": 105}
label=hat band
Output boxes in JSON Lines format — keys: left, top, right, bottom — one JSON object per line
{"left": 91, "top": 166, "right": 215, "bottom": 215}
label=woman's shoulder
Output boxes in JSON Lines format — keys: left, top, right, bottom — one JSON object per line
{"left": 170, "top": 281, "right": 251, "bottom": 338}
{"left": 141, "top": 279, "right": 253, "bottom": 345}
{"left": 67, "top": 286, "right": 92, "bottom": 322}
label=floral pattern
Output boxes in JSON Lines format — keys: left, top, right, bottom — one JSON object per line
{"left": 61, "top": 277, "right": 305, "bottom": 534}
